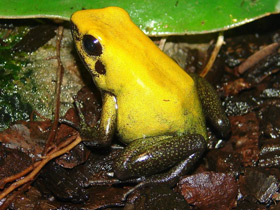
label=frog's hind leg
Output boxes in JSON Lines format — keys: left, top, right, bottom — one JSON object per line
{"left": 191, "top": 74, "right": 231, "bottom": 138}
{"left": 121, "top": 152, "right": 203, "bottom": 201}
{"left": 113, "top": 134, "right": 206, "bottom": 201}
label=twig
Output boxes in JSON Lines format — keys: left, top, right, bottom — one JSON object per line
{"left": 235, "top": 42, "right": 280, "bottom": 75}
{"left": 0, "top": 135, "right": 82, "bottom": 201}
{"left": 0, "top": 181, "right": 32, "bottom": 210}
{"left": 44, "top": 134, "right": 78, "bottom": 157}
{"left": 254, "top": 68, "right": 280, "bottom": 84}
{"left": 44, "top": 26, "right": 65, "bottom": 154}
{"left": 158, "top": 37, "right": 167, "bottom": 51}
{"left": 0, "top": 134, "right": 77, "bottom": 190}
{"left": 0, "top": 162, "right": 40, "bottom": 189}
{"left": 30, "top": 110, "right": 49, "bottom": 121}
{"left": 200, "top": 32, "right": 224, "bottom": 78}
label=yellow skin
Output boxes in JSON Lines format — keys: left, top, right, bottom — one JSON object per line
{"left": 71, "top": 7, "right": 230, "bottom": 186}
{"left": 71, "top": 7, "right": 206, "bottom": 141}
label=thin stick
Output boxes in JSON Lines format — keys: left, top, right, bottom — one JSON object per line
{"left": 0, "top": 135, "right": 82, "bottom": 200}
{"left": 235, "top": 42, "right": 279, "bottom": 75}
{"left": 45, "top": 134, "right": 77, "bottom": 156}
{"left": 44, "top": 26, "right": 65, "bottom": 154}
{"left": 158, "top": 37, "right": 167, "bottom": 51}
{"left": 0, "top": 162, "right": 40, "bottom": 189}
{"left": 200, "top": 32, "right": 224, "bottom": 78}
{"left": 0, "top": 181, "right": 32, "bottom": 210}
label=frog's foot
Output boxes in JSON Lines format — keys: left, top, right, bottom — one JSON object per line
{"left": 121, "top": 141, "right": 206, "bottom": 201}
{"left": 58, "top": 118, "right": 102, "bottom": 147}
{"left": 70, "top": 93, "right": 117, "bottom": 147}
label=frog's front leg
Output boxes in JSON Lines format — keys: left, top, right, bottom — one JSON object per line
{"left": 113, "top": 134, "right": 206, "bottom": 199}
{"left": 79, "top": 92, "right": 117, "bottom": 147}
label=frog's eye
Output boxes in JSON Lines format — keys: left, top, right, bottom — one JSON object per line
{"left": 82, "top": 35, "right": 102, "bottom": 56}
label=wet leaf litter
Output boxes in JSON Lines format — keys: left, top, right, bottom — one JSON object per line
{"left": 1, "top": 14, "right": 280, "bottom": 209}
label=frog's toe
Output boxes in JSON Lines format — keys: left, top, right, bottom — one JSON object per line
{"left": 211, "top": 115, "right": 231, "bottom": 138}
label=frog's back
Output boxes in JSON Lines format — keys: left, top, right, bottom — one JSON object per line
{"left": 90, "top": 9, "right": 207, "bottom": 141}
{"left": 116, "top": 58, "right": 207, "bottom": 142}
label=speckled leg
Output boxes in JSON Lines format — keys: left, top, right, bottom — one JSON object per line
{"left": 112, "top": 134, "right": 207, "bottom": 200}
{"left": 121, "top": 150, "right": 204, "bottom": 201}
{"left": 191, "top": 74, "right": 231, "bottom": 138}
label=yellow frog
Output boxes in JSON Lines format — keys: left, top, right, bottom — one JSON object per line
{"left": 71, "top": 6, "right": 230, "bottom": 196}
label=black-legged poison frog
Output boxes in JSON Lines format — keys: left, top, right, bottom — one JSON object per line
{"left": 71, "top": 7, "right": 230, "bottom": 198}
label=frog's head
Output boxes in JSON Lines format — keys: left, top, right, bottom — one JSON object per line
{"left": 71, "top": 7, "right": 153, "bottom": 94}
{"left": 71, "top": 17, "right": 106, "bottom": 89}
{"left": 71, "top": 7, "right": 191, "bottom": 95}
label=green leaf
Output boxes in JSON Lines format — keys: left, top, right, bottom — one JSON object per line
{"left": 0, "top": 0, "right": 279, "bottom": 35}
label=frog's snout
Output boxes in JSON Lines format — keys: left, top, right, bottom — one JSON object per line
{"left": 70, "top": 21, "right": 80, "bottom": 40}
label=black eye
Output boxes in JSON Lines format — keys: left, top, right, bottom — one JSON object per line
{"left": 82, "top": 35, "right": 102, "bottom": 56}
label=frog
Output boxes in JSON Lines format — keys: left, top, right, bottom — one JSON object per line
{"left": 70, "top": 6, "right": 230, "bottom": 198}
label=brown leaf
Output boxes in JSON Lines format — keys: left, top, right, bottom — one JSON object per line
{"left": 178, "top": 172, "right": 237, "bottom": 210}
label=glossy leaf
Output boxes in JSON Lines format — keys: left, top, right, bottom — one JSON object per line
{"left": 0, "top": 0, "right": 279, "bottom": 35}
